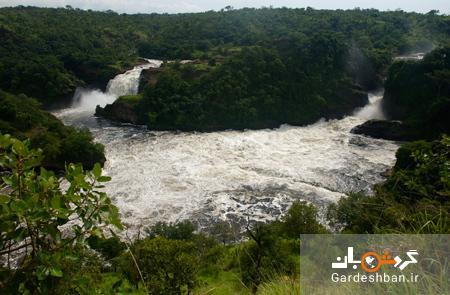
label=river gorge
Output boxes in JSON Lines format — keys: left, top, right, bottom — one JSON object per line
{"left": 54, "top": 59, "right": 402, "bottom": 235}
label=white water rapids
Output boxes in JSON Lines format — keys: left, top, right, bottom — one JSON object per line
{"left": 54, "top": 59, "right": 400, "bottom": 234}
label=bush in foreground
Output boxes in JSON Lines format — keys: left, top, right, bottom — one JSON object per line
{"left": 0, "top": 134, "right": 121, "bottom": 293}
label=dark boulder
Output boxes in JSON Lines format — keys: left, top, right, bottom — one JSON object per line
{"left": 95, "top": 100, "right": 141, "bottom": 125}
{"left": 351, "top": 119, "right": 419, "bottom": 141}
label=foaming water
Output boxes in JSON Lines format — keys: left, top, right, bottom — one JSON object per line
{"left": 54, "top": 59, "right": 163, "bottom": 126}
{"left": 90, "top": 117, "right": 398, "bottom": 232}
{"left": 353, "top": 92, "right": 385, "bottom": 120}
{"left": 106, "top": 59, "right": 163, "bottom": 97}
{"left": 54, "top": 59, "right": 400, "bottom": 235}
{"left": 71, "top": 88, "right": 116, "bottom": 110}
{"left": 56, "top": 103, "right": 398, "bottom": 234}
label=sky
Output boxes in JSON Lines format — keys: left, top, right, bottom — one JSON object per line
{"left": 0, "top": 0, "right": 449, "bottom": 14}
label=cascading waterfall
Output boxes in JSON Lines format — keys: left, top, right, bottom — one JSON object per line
{"left": 60, "top": 59, "right": 163, "bottom": 116}
{"left": 54, "top": 56, "right": 426, "bottom": 235}
{"left": 353, "top": 92, "right": 385, "bottom": 120}
{"left": 106, "top": 59, "right": 163, "bottom": 97}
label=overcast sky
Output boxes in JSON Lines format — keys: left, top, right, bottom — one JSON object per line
{"left": 0, "top": 0, "right": 449, "bottom": 14}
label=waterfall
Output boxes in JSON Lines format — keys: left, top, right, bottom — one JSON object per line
{"left": 352, "top": 52, "right": 426, "bottom": 121}
{"left": 106, "top": 59, "right": 163, "bottom": 98}
{"left": 70, "top": 88, "right": 116, "bottom": 111}
{"left": 395, "top": 52, "right": 425, "bottom": 61}
{"left": 68, "top": 59, "right": 163, "bottom": 112}
{"left": 353, "top": 92, "right": 385, "bottom": 120}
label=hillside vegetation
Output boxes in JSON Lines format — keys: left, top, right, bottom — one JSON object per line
{"left": 383, "top": 47, "right": 450, "bottom": 139}
{"left": 0, "top": 6, "right": 449, "bottom": 106}
{"left": 0, "top": 90, "right": 105, "bottom": 170}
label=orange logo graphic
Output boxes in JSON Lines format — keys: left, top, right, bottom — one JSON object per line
{"left": 360, "top": 250, "right": 396, "bottom": 273}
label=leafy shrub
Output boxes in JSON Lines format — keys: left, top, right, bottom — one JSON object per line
{"left": 281, "top": 201, "right": 328, "bottom": 237}
{"left": 0, "top": 134, "right": 121, "bottom": 293}
{"left": 87, "top": 236, "right": 126, "bottom": 260}
{"left": 145, "top": 220, "right": 196, "bottom": 240}
{"left": 119, "top": 237, "right": 199, "bottom": 294}
{"left": 239, "top": 223, "right": 297, "bottom": 294}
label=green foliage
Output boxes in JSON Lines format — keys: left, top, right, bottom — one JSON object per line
{"left": 0, "top": 7, "right": 137, "bottom": 104}
{"left": 0, "top": 134, "right": 122, "bottom": 293}
{"left": 134, "top": 43, "right": 368, "bottom": 131}
{"left": 280, "top": 201, "right": 327, "bottom": 237}
{"left": 257, "top": 276, "right": 300, "bottom": 295}
{"left": 383, "top": 47, "right": 450, "bottom": 139}
{"left": 1, "top": 6, "right": 448, "bottom": 105}
{"left": 327, "top": 136, "right": 450, "bottom": 234}
{"left": 4, "top": 245, "right": 147, "bottom": 294}
{"left": 119, "top": 237, "right": 199, "bottom": 294}
{"left": 239, "top": 223, "right": 297, "bottom": 294}
{"left": 87, "top": 235, "right": 125, "bottom": 260}
{"left": 388, "top": 136, "right": 450, "bottom": 203}
{"left": 0, "top": 7, "right": 448, "bottom": 292}
{"left": 235, "top": 202, "right": 325, "bottom": 293}
{"left": 145, "top": 220, "right": 197, "bottom": 240}
{"left": 108, "top": 206, "right": 316, "bottom": 294}
{"left": 0, "top": 90, "right": 105, "bottom": 170}
{"left": 38, "top": 247, "right": 142, "bottom": 295}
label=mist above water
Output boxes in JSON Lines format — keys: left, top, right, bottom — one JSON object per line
{"left": 353, "top": 93, "right": 385, "bottom": 120}
{"left": 65, "top": 59, "right": 163, "bottom": 116}
{"left": 70, "top": 88, "right": 116, "bottom": 111}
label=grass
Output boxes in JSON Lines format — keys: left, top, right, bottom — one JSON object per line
{"left": 92, "top": 272, "right": 147, "bottom": 294}
{"left": 117, "top": 94, "right": 143, "bottom": 103}
{"left": 194, "top": 273, "right": 301, "bottom": 295}
{"left": 258, "top": 276, "right": 300, "bottom": 295}
{"left": 195, "top": 270, "right": 250, "bottom": 295}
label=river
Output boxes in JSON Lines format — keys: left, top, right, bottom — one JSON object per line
{"left": 54, "top": 59, "right": 400, "bottom": 234}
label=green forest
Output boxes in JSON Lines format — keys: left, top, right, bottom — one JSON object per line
{"left": 383, "top": 47, "right": 450, "bottom": 139}
{"left": 0, "top": 6, "right": 449, "bottom": 294}
{"left": 0, "top": 6, "right": 449, "bottom": 104}
{"left": 0, "top": 90, "right": 105, "bottom": 170}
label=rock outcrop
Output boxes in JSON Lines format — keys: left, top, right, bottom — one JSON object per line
{"left": 351, "top": 119, "right": 418, "bottom": 141}
{"left": 95, "top": 99, "right": 141, "bottom": 125}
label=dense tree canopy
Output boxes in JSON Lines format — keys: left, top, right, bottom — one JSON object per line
{"left": 0, "top": 90, "right": 105, "bottom": 170}
{"left": 0, "top": 6, "right": 449, "bottom": 105}
{"left": 383, "top": 47, "right": 450, "bottom": 139}
{"left": 129, "top": 41, "right": 367, "bottom": 130}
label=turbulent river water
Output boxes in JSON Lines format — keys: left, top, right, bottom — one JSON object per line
{"left": 54, "top": 59, "right": 400, "bottom": 234}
